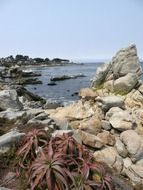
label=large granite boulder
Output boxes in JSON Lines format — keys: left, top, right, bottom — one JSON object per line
{"left": 95, "top": 95, "right": 124, "bottom": 112}
{"left": 124, "top": 159, "right": 143, "bottom": 185}
{"left": 105, "top": 107, "right": 124, "bottom": 120}
{"left": 93, "top": 147, "right": 123, "bottom": 173}
{"left": 97, "top": 131, "right": 115, "bottom": 146}
{"left": 0, "top": 90, "right": 23, "bottom": 111}
{"left": 91, "top": 44, "right": 142, "bottom": 94}
{"left": 109, "top": 110, "right": 135, "bottom": 131}
{"left": 71, "top": 116, "right": 102, "bottom": 135}
{"left": 112, "top": 44, "right": 142, "bottom": 78}
{"left": 120, "top": 130, "right": 143, "bottom": 162}
{"left": 75, "top": 129, "right": 104, "bottom": 149}
{"left": 125, "top": 89, "right": 143, "bottom": 108}
{"left": 114, "top": 73, "right": 138, "bottom": 94}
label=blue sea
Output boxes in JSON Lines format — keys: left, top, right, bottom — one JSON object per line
{"left": 26, "top": 62, "right": 143, "bottom": 103}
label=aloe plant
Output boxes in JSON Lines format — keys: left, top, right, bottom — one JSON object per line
{"left": 53, "top": 133, "right": 78, "bottom": 155}
{"left": 29, "top": 140, "right": 74, "bottom": 190}
{"left": 16, "top": 131, "right": 114, "bottom": 190}
{"left": 91, "top": 164, "right": 113, "bottom": 190}
{"left": 16, "top": 129, "right": 48, "bottom": 168}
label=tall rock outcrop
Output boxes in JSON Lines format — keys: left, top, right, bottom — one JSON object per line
{"left": 91, "top": 44, "right": 142, "bottom": 94}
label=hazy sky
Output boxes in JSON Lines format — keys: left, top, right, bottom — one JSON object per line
{"left": 0, "top": 0, "right": 143, "bottom": 60}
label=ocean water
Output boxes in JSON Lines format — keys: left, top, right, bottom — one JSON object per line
{"left": 26, "top": 63, "right": 102, "bottom": 103}
{"left": 26, "top": 62, "right": 143, "bottom": 104}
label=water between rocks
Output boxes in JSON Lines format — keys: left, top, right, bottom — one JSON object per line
{"left": 26, "top": 62, "right": 143, "bottom": 104}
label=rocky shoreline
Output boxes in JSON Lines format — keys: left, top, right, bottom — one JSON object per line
{"left": 0, "top": 54, "right": 79, "bottom": 87}
{"left": 0, "top": 59, "right": 84, "bottom": 88}
{"left": 0, "top": 44, "right": 143, "bottom": 189}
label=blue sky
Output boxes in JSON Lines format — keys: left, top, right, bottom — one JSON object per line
{"left": 0, "top": 0, "right": 143, "bottom": 60}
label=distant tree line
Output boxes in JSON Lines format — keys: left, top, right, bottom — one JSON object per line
{"left": 0, "top": 54, "right": 70, "bottom": 66}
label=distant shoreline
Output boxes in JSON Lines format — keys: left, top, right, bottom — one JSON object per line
{"left": 21, "top": 62, "right": 80, "bottom": 68}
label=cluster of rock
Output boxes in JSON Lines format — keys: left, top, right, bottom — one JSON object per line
{"left": 0, "top": 86, "right": 59, "bottom": 148}
{"left": 46, "top": 45, "right": 143, "bottom": 188}
{"left": 0, "top": 55, "right": 70, "bottom": 67}
{"left": 1, "top": 44, "right": 143, "bottom": 189}
{"left": 91, "top": 44, "right": 142, "bottom": 95}
{"left": 0, "top": 65, "right": 42, "bottom": 85}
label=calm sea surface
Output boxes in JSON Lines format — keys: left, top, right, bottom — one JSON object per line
{"left": 26, "top": 62, "right": 143, "bottom": 104}
{"left": 26, "top": 63, "right": 102, "bottom": 103}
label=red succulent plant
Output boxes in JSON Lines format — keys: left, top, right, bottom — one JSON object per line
{"left": 16, "top": 131, "right": 114, "bottom": 190}
{"left": 16, "top": 129, "right": 48, "bottom": 168}
{"left": 53, "top": 133, "right": 78, "bottom": 155}
{"left": 29, "top": 140, "right": 74, "bottom": 190}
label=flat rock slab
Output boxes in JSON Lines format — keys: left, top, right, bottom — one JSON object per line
{"left": 0, "top": 110, "right": 26, "bottom": 122}
{"left": 50, "top": 74, "right": 85, "bottom": 81}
